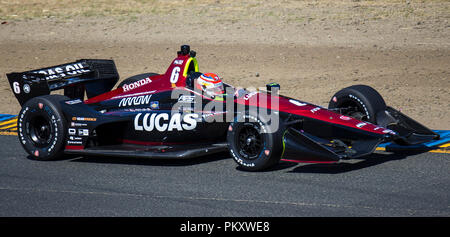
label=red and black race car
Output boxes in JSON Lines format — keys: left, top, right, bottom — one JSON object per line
{"left": 7, "top": 45, "right": 439, "bottom": 171}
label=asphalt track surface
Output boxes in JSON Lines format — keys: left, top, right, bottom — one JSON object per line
{"left": 0, "top": 134, "right": 449, "bottom": 217}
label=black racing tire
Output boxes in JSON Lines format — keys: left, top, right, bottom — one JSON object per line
{"left": 17, "top": 95, "right": 69, "bottom": 161}
{"left": 116, "top": 73, "right": 159, "bottom": 89}
{"left": 227, "top": 112, "right": 284, "bottom": 171}
{"left": 328, "top": 85, "right": 386, "bottom": 124}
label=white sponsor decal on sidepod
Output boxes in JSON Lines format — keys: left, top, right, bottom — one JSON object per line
{"left": 119, "top": 94, "right": 152, "bottom": 107}
{"left": 134, "top": 113, "right": 198, "bottom": 132}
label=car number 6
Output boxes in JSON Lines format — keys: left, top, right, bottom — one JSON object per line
{"left": 170, "top": 67, "right": 180, "bottom": 84}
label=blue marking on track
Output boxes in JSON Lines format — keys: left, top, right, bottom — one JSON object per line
{"left": 0, "top": 114, "right": 16, "bottom": 121}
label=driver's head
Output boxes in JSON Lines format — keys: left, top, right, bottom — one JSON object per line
{"left": 195, "top": 73, "right": 224, "bottom": 98}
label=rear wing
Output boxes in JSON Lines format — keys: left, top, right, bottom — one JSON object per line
{"left": 6, "top": 59, "right": 119, "bottom": 105}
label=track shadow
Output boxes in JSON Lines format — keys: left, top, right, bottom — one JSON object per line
{"left": 66, "top": 151, "right": 231, "bottom": 167}
{"left": 26, "top": 148, "right": 430, "bottom": 173}
{"left": 288, "top": 150, "right": 426, "bottom": 174}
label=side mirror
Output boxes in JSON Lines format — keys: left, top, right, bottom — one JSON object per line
{"left": 266, "top": 83, "right": 280, "bottom": 94}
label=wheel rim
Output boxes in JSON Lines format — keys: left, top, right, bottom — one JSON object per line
{"left": 237, "top": 123, "right": 263, "bottom": 159}
{"left": 28, "top": 115, "right": 52, "bottom": 147}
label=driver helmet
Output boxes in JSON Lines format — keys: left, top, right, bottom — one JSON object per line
{"left": 195, "top": 73, "right": 224, "bottom": 98}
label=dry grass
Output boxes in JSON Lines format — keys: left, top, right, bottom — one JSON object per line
{"left": 1, "top": 0, "right": 448, "bottom": 21}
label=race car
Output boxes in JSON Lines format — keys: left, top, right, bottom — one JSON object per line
{"left": 7, "top": 45, "right": 439, "bottom": 171}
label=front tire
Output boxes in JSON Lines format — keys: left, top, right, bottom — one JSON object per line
{"left": 328, "top": 85, "right": 386, "bottom": 124}
{"left": 18, "top": 95, "right": 69, "bottom": 161}
{"left": 227, "top": 113, "right": 283, "bottom": 171}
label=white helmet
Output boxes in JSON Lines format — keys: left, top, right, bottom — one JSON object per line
{"left": 195, "top": 73, "right": 224, "bottom": 98}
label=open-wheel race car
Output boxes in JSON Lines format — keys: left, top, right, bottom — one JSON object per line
{"left": 7, "top": 45, "right": 439, "bottom": 171}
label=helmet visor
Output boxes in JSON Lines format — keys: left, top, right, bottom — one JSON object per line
{"left": 205, "top": 83, "right": 224, "bottom": 96}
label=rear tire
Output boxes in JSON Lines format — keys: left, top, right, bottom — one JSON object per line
{"left": 328, "top": 85, "right": 386, "bottom": 124}
{"left": 18, "top": 95, "right": 69, "bottom": 161}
